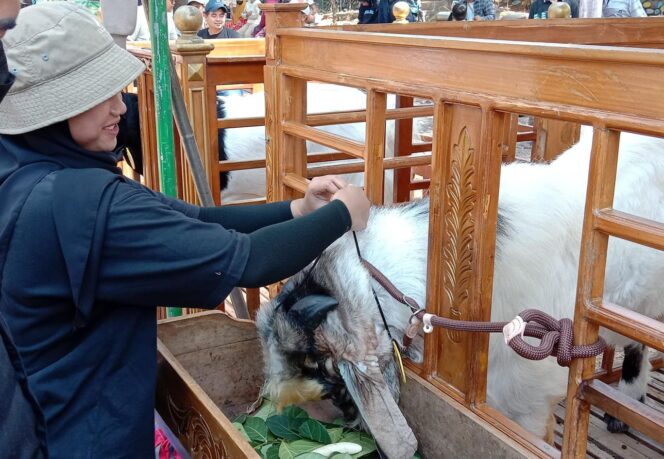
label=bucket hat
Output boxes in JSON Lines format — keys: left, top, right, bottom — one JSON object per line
{"left": 0, "top": 2, "right": 145, "bottom": 134}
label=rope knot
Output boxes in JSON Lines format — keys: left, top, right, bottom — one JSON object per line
{"left": 506, "top": 310, "right": 604, "bottom": 367}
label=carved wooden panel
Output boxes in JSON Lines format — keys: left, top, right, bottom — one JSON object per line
{"left": 426, "top": 103, "right": 502, "bottom": 401}
{"left": 166, "top": 393, "right": 228, "bottom": 459}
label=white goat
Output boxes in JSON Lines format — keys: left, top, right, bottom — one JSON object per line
{"left": 220, "top": 83, "right": 397, "bottom": 203}
{"left": 256, "top": 127, "right": 664, "bottom": 452}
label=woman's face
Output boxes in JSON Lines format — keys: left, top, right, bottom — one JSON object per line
{"left": 68, "top": 93, "right": 126, "bottom": 152}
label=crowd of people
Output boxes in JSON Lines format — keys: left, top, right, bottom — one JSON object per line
{"left": 125, "top": 0, "right": 317, "bottom": 40}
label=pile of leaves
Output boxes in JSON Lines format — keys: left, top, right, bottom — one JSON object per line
{"left": 232, "top": 399, "right": 378, "bottom": 459}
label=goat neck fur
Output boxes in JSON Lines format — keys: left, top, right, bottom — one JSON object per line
{"left": 257, "top": 127, "right": 664, "bottom": 445}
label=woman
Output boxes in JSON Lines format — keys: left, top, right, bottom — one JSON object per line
{"left": 0, "top": 3, "right": 369, "bottom": 457}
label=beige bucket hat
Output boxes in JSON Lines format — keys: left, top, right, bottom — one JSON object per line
{"left": 0, "top": 2, "right": 145, "bottom": 134}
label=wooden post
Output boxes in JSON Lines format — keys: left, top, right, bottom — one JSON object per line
{"left": 395, "top": 96, "right": 415, "bottom": 202}
{"left": 426, "top": 102, "right": 501, "bottom": 401}
{"left": 532, "top": 118, "right": 581, "bottom": 163}
{"left": 171, "top": 7, "right": 215, "bottom": 204}
{"left": 261, "top": 3, "right": 308, "bottom": 203}
{"left": 562, "top": 127, "right": 620, "bottom": 458}
{"left": 365, "top": 90, "right": 387, "bottom": 204}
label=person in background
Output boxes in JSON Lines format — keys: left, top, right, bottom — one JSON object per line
{"left": 128, "top": 0, "right": 150, "bottom": 41}
{"left": 188, "top": 0, "right": 206, "bottom": 14}
{"left": 358, "top": 0, "right": 415, "bottom": 23}
{"left": 602, "top": 0, "right": 646, "bottom": 16}
{"left": 198, "top": 0, "right": 240, "bottom": 38}
{"left": 447, "top": 0, "right": 495, "bottom": 20}
{"left": 447, "top": 1, "right": 468, "bottom": 19}
{"left": 530, "top": 0, "right": 579, "bottom": 18}
{"left": 188, "top": 0, "right": 208, "bottom": 28}
{"left": 0, "top": 1, "right": 49, "bottom": 457}
{"left": 237, "top": 0, "right": 262, "bottom": 37}
{"left": 358, "top": 0, "right": 379, "bottom": 23}
{"left": 166, "top": 0, "right": 180, "bottom": 39}
{"left": 301, "top": 0, "right": 318, "bottom": 25}
{"left": 0, "top": 3, "right": 370, "bottom": 457}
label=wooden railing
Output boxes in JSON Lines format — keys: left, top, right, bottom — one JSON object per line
{"left": 261, "top": 7, "right": 664, "bottom": 457}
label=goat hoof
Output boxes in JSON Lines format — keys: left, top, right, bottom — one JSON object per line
{"left": 603, "top": 413, "right": 630, "bottom": 433}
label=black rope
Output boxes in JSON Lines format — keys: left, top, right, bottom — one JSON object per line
{"left": 352, "top": 231, "right": 398, "bottom": 347}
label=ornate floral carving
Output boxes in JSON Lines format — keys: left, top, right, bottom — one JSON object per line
{"left": 442, "top": 127, "right": 476, "bottom": 343}
{"left": 166, "top": 394, "right": 228, "bottom": 458}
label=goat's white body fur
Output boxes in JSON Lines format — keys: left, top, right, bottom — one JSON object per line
{"left": 320, "top": 127, "right": 664, "bottom": 437}
{"left": 221, "top": 83, "right": 396, "bottom": 203}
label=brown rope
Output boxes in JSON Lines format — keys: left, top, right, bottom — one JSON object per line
{"left": 361, "top": 259, "right": 606, "bottom": 367}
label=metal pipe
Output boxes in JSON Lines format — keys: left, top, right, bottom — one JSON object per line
{"left": 147, "top": 0, "right": 181, "bottom": 318}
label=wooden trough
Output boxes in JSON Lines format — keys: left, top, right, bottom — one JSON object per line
{"left": 133, "top": 10, "right": 664, "bottom": 459}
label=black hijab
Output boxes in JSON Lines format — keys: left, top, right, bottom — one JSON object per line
{"left": 0, "top": 44, "right": 13, "bottom": 103}
{"left": 0, "top": 40, "right": 49, "bottom": 459}
{"left": 0, "top": 120, "right": 125, "bottom": 328}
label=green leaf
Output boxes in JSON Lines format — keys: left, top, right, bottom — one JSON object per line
{"left": 267, "top": 415, "right": 305, "bottom": 441}
{"left": 278, "top": 439, "right": 323, "bottom": 459}
{"left": 341, "top": 431, "right": 377, "bottom": 458}
{"left": 245, "top": 416, "right": 269, "bottom": 443}
{"left": 264, "top": 444, "right": 281, "bottom": 459}
{"left": 294, "top": 453, "right": 327, "bottom": 459}
{"left": 298, "top": 419, "right": 332, "bottom": 444}
{"left": 232, "top": 422, "right": 251, "bottom": 442}
{"left": 412, "top": 453, "right": 422, "bottom": 459}
{"left": 327, "top": 427, "right": 344, "bottom": 443}
{"left": 330, "top": 454, "right": 353, "bottom": 459}
{"left": 331, "top": 418, "right": 345, "bottom": 426}
{"left": 254, "top": 399, "right": 278, "bottom": 421}
{"left": 282, "top": 405, "right": 310, "bottom": 420}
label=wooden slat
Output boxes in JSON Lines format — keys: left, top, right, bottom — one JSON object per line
{"left": 282, "top": 172, "right": 309, "bottom": 194}
{"left": 217, "top": 116, "right": 265, "bottom": 129}
{"left": 594, "top": 209, "right": 664, "bottom": 252}
{"left": 580, "top": 380, "right": 664, "bottom": 443}
{"left": 307, "top": 154, "right": 431, "bottom": 177}
{"left": 585, "top": 300, "right": 664, "bottom": 353}
{"left": 280, "top": 75, "right": 308, "bottom": 202}
{"left": 282, "top": 120, "right": 365, "bottom": 158}
{"left": 307, "top": 161, "right": 364, "bottom": 177}
{"left": 305, "top": 105, "right": 434, "bottom": 127}
{"left": 307, "top": 151, "right": 354, "bottom": 163}
{"left": 364, "top": 90, "right": 387, "bottom": 203}
{"left": 218, "top": 159, "right": 266, "bottom": 172}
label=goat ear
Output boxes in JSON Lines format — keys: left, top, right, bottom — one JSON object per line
{"left": 287, "top": 294, "right": 338, "bottom": 330}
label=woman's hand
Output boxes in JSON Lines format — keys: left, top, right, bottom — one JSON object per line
{"left": 291, "top": 176, "right": 347, "bottom": 218}
{"left": 332, "top": 185, "right": 370, "bottom": 231}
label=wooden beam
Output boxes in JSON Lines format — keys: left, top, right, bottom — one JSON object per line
{"left": 594, "top": 209, "right": 664, "bottom": 252}
{"left": 282, "top": 121, "right": 365, "bottom": 158}
{"left": 580, "top": 380, "right": 664, "bottom": 441}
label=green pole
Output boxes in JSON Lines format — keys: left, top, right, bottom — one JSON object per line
{"left": 148, "top": 0, "right": 181, "bottom": 318}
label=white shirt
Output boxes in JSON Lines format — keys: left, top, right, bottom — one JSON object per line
{"left": 603, "top": 0, "right": 647, "bottom": 17}
{"left": 128, "top": 5, "right": 150, "bottom": 41}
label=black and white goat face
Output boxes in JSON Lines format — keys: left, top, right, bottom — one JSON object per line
{"left": 256, "top": 244, "right": 419, "bottom": 459}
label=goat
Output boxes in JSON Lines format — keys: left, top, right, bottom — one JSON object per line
{"left": 256, "top": 127, "right": 664, "bottom": 455}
